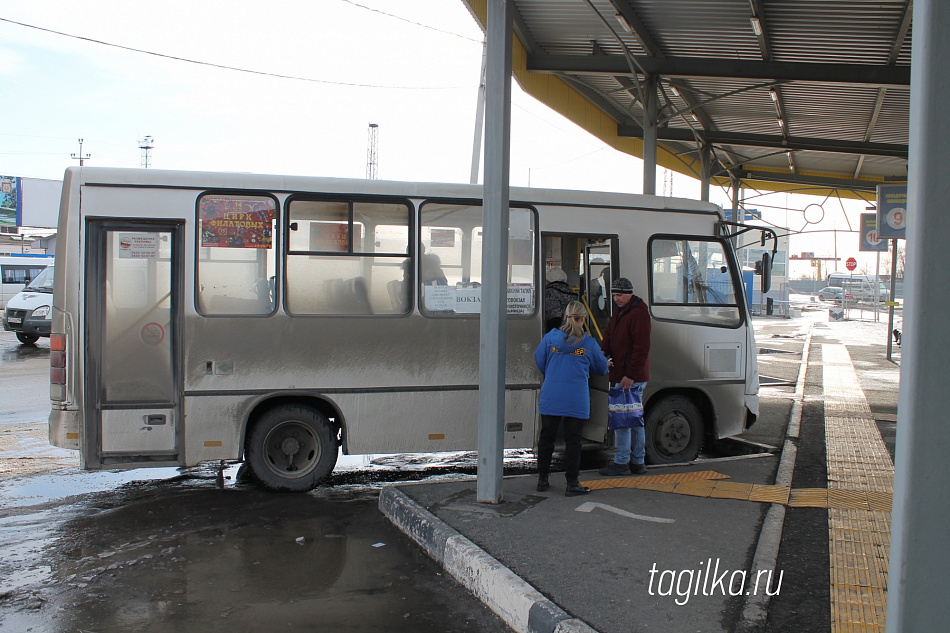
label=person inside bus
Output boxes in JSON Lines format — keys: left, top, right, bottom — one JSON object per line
{"left": 421, "top": 249, "right": 447, "bottom": 286}
{"left": 598, "top": 277, "right": 652, "bottom": 476}
{"left": 544, "top": 267, "right": 576, "bottom": 332}
{"left": 534, "top": 301, "right": 609, "bottom": 496}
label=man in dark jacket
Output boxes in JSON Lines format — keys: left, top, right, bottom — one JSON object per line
{"left": 598, "top": 277, "right": 651, "bottom": 476}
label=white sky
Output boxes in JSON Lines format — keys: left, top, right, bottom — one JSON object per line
{"left": 0, "top": 0, "right": 895, "bottom": 279}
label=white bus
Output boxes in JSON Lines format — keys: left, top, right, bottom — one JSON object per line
{"left": 48, "top": 167, "right": 764, "bottom": 491}
{"left": 0, "top": 255, "right": 54, "bottom": 310}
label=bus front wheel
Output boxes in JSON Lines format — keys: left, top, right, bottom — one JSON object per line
{"left": 246, "top": 404, "right": 337, "bottom": 492}
{"left": 644, "top": 395, "right": 703, "bottom": 465}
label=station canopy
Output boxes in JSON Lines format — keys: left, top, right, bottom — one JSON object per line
{"left": 463, "top": 0, "right": 911, "bottom": 199}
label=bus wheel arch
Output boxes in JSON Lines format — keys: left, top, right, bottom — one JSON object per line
{"left": 243, "top": 397, "right": 342, "bottom": 492}
{"left": 643, "top": 389, "right": 712, "bottom": 465}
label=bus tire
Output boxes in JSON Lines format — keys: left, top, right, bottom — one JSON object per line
{"left": 246, "top": 404, "right": 337, "bottom": 492}
{"left": 16, "top": 333, "right": 39, "bottom": 345}
{"left": 644, "top": 395, "right": 703, "bottom": 465}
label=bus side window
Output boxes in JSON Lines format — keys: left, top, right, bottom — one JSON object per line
{"left": 196, "top": 193, "right": 278, "bottom": 316}
{"left": 285, "top": 198, "right": 411, "bottom": 316}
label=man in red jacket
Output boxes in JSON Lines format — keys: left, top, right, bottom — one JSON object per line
{"left": 598, "top": 277, "right": 651, "bottom": 476}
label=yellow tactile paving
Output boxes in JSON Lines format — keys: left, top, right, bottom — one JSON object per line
{"left": 583, "top": 469, "right": 730, "bottom": 490}
{"left": 671, "top": 479, "right": 719, "bottom": 497}
{"left": 822, "top": 344, "right": 894, "bottom": 633}
{"left": 583, "top": 474, "right": 890, "bottom": 513}
{"left": 708, "top": 481, "right": 754, "bottom": 500}
{"left": 789, "top": 488, "right": 829, "bottom": 508}
{"left": 749, "top": 484, "right": 792, "bottom": 505}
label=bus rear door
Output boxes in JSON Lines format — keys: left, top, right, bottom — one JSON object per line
{"left": 84, "top": 220, "right": 183, "bottom": 468}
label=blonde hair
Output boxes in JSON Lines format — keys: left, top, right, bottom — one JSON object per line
{"left": 559, "top": 300, "right": 588, "bottom": 344}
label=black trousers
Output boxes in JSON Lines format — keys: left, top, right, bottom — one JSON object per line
{"left": 537, "top": 415, "right": 586, "bottom": 484}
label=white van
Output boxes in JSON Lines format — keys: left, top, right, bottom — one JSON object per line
{"left": 2, "top": 264, "right": 54, "bottom": 344}
{"left": 0, "top": 256, "right": 54, "bottom": 309}
{"left": 827, "top": 272, "right": 889, "bottom": 301}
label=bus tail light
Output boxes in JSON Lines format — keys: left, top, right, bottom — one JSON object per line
{"left": 50, "top": 333, "right": 66, "bottom": 399}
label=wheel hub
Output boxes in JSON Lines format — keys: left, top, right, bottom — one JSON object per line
{"left": 659, "top": 414, "right": 690, "bottom": 453}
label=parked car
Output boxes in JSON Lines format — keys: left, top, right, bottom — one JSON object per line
{"left": 2, "top": 264, "right": 54, "bottom": 345}
{"left": 817, "top": 286, "right": 844, "bottom": 303}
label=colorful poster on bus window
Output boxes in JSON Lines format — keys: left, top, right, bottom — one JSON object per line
{"left": 200, "top": 197, "right": 276, "bottom": 249}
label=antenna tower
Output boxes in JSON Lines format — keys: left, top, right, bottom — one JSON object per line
{"left": 71, "top": 138, "right": 91, "bottom": 166}
{"left": 139, "top": 136, "right": 155, "bottom": 168}
{"left": 366, "top": 123, "right": 379, "bottom": 179}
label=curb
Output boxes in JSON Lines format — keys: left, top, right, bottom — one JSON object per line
{"left": 379, "top": 485, "right": 597, "bottom": 633}
{"left": 736, "top": 326, "right": 813, "bottom": 632}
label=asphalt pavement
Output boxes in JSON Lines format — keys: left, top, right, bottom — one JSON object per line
{"left": 380, "top": 305, "right": 901, "bottom": 633}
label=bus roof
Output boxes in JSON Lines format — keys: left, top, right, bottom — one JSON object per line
{"left": 64, "top": 166, "right": 722, "bottom": 217}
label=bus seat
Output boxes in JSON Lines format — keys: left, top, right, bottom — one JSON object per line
{"left": 388, "top": 279, "right": 408, "bottom": 313}
{"left": 325, "top": 277, "right": 372, "bottom": 314}
{"left": 345, "top": 277, "right": 373, "bottom": 314}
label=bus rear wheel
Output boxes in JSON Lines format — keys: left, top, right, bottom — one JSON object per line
{"left": 644, "top": 395, "right": 704, "bottom": 465}
{"left": 246, "top": 404, "right": 337, "bottom": 492}
{"left": 16, "top": 333, "right": 39, "bottom": 345}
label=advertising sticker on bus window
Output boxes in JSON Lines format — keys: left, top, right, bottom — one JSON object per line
{"left": 200, "top": 196, "right": 276, "bottom": 249}
{"left": 118, "top": 233, "right": 159, "bottom": 259}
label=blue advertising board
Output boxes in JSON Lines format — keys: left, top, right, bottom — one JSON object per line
{"left": 860, "top": 213, "right": 888, "bottom": 252}
{"left": 876, "top": 184, "right": 906, "bottom": 239}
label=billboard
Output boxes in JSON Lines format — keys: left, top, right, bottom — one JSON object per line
{"left": 0, "top": 176, "right": 20, "bottom": 228}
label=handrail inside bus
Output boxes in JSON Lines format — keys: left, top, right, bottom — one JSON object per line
{"left": 581, "top": 293, "right": 604, "bottom": 341}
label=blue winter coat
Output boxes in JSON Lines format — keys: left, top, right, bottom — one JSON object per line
{"left": 534, "top": 328, "right": 610, "bottom": 419}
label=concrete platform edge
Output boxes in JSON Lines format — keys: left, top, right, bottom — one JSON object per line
{"left": 379, "top": 485, "right": 598, "bottom": 633}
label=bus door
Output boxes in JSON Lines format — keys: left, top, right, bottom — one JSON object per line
{"left": 581, "top": 240, "right": 616, "bottom": 443}
{"left": 540, "top": 234, "right": 617, "bottom": 444}
{"left": 84, "top": 221, "right": 183, "bottom": 467}
{"left": 584, "top": 242, "right": 613, "bottom": 336}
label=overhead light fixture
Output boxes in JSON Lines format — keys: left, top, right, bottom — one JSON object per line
{"left": 750, "top": 16, "right": 763, "bottom": 36}
{"left": 768, "top": 88, "right": 778, "bottom": 102}
{"left": 615, "top": 13, "right": 633, "bottom": 34}
{"left": 777, "top": 118, "right": 786, "bottom": 130}
{"left": 669, "top": 85, "right": 682, "bottom": 98}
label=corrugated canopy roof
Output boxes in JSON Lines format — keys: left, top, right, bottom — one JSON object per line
{"left": 463, "top": 0, "right": 911, "bottom": 198}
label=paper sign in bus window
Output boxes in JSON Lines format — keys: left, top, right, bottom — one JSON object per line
{"left": 118, "top": 233, "right": 159, "bottom": 259}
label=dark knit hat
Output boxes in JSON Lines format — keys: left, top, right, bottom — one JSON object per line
{"left": 610, "top": 277, "right": 634, "bottom": 294}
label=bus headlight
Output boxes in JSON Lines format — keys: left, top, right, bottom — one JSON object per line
{"left": 32, "top": 305, "right": 51, "bottom": 318}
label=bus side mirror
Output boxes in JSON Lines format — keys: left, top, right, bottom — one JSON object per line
{"left": 756, "top": 253, "right": 772, "bottom": 293}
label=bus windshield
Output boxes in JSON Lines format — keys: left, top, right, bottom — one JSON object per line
{"left": 24, "top": 265, "right": 54, "bottom": 293}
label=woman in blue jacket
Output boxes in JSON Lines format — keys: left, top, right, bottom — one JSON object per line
{"left": 534, "top": 301, "right": 609, "bottom": 496}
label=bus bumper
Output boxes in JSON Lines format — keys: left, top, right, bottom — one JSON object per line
{"left": 744, "top": 394, "right": 759, "bottom": 430}
{"left": 49, "top": 407, "right": 81, "bottom": 451}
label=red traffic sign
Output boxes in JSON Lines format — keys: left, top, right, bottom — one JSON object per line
{"left": 846, "top": 257, "right": 858, "bottom": 271}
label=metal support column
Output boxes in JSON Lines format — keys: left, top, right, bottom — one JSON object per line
{"left": 732, "top": 177, "right": 740, "bottom": 219}
{"left": 476, "top": 0, "right": 512, "bottom": 504}
{"left": 642, "top": 75, "right": 658, "bottom": 196}
{"left": 886, "top": 239, "right": 898, "bottom": 360}
{"left": 700, "top": 144, "right": 713, "bottom": 202}
{"left": 886, "top": 0, "right": 950, "bottom": 628}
